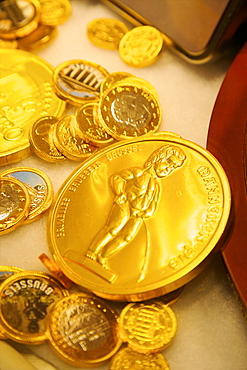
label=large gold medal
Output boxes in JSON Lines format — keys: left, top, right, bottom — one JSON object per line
{"left": 47, "top": 133, "right": 231, "bottom": 301}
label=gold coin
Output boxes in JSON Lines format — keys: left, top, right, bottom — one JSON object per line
{"left": 75, "top": 102, "right": 115, "bottom": 147}
{"left": 0, "top": 176, "right": 30, "bottom": 235}
{"left": 0, "top": 270, "right": 68, "bottom": 344}
{"left": 46, "top": 293, "right": 122, "bottom": 367}
{"left": 52, "top": 59, "right": 109, "bottom": 106}
{"left": 18, "top": 24, "right": 58, "bottom": 51}
{"left": 119, "top": 25, "right": 164, "bottom": 67}
{"left": 39, "top": 0, "right": 72, "bottom": 26}
{"left": 87, "top": 18, "right": 129, "bottom": 50}
{"left": 119, "top": 301, "right": 177, "bottom": 354}
{"left": 29, "top": 116, "right": 66, "bottom": 162}
{"left": 100, "top": 71, "right": 133, "bottom": 95}
{"left": 0, "top": 0, "right": 41, "bottom": 40}
{"left": 98, "top": 82, "right": 162, "bottom": 140}
{"left": 0, "top": 49, "right": 66, "bottom": 166}
{"left": 110, "top": 347, "right": 170, "bottom": 369}
{"left": 54, "top": 114, "right": 98, "bottom": 161}
{"left": 47, "top": 134, "right": 231, "bottom": 301}
{"left": 1, "top": 167, "right": 53, "bottom": 223}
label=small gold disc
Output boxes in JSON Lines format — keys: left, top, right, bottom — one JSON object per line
{"left": 98, "top": 83, "right": 162, "bottom": 140}
{"left": 119, "top": 301, "right": 177, "bottom": 354}
{"left": 1, "top": 167, "right": 53, "bottom": 223}
{"left": 0, "top": 176, "right": 30, "bottom": 235}
{"left": 75, "top": 102, "right": 115, "bottom": 147}
{"left": 29, "top": 116, "right": 66, "bottom": 162}
{"left": 54, "top": 114, "right": 98, "bottom": 161}
{"left": 119, "top": 25, "right": 164, "bottom": 67}
{"left": 0, "top": 270, "right": 68, "bottom": 344}
{"left": 110, "top": 347, "right": 170, "bottom": 369}
{"left": 87, "top": 18, "right": 129, "bottom": 50}
{"left": 39, "top": 0, "right": 72, "bottom": 26}
{"left": 52, "top": 59, "right": 109, "bottom": 106}
{"left": 46, "top": 293, "right": 122, "bottom": 367}
{"left": 18, "top": 24, "right": 58, "bottom": 51}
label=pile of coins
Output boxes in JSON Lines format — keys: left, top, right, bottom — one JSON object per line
{"left": 29, "top": 59, "right": 162, "bottom": 162}
{"left": 0, "top": 264, "right": 180, "bottom": 368}
{"left": 0, "top": 0, "right": 72, "bottom": 51}
{"left": 0, "top": 167, "right": 53, "bottom": 235}
{"left": 87, "top": 18, "right": 164, "bottom": 67}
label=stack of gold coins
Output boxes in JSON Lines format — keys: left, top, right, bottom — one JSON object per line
{"left": 87, "top": 18, "right": 164, "bottom": 67}
{"left": 30, "top": 62, "right": 162, "bottom": 162}
{"left": 0, "top": 0, "right": 72, "bottom": 51}
{"left": 0, "top": 167, "right": 53, "bottom": 234}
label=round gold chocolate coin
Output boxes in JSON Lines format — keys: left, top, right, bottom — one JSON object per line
{"left": 98, "top": 82, "right": 162, "bottom": 140}
{"left": 0, "top": 271, "right": 68, "bottom": 344}
{"left": 1, "top": 167, "right": 53, "bottom": 223}
{"left": 87, "top": 18, "right": 129, "bottom": 50}
{"left": 119, "top": 301, "right": 177, "bottom": 354}
{"left": 47, "top": 134, "right": 231, "bottom": 301}
{"left": 0, "top": 49, "right": 65, "bottom": 165}
{"left": 39, "top": 0, "right": 72, "bottom": 26}
{"left": 46, "top": 293, "right": 122, "bottom": 367}
{"left": 54, "top": 114, "right": 98, "bottom": 161}
{"left": 52, "top": 59, "right": 109, "bottom": 106}
{"left": 110, "top": 347, "right": 170, "bottom": 369}
{"left": 119, "top": 25, "right": 164, "bottom": 67}
{"left": 0, "top": 176, "right": 30, "bottom": 235}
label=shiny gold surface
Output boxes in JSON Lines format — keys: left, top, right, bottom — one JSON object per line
{"left": 0, "top": 266, "right": 24, "bottom": 283}
{"left": 119, "top": 25, "right": 163, "bottom": 67}
{"left": 29, "top": 116, "right": 66, "bottom": 162}
{"left": 54, "top": 114, "right": 98, "bottom": 161}
{"left": 18, "top": 24, "right": 58, "bottom": 51}
{"left": 110, "top": 347, "right": 171, "bottom": 369}
{"left": 52, "top": 59, "right": 109, "bottom": 106}
{"left": 75, "top": 102, "right": 115, "bottom": 147}
{"left": 87, "top": 18, "right": 129, "bottom": 49}
{"left": 98, "top": 82, "right": 161, "bottom": 140}
{"left": 0, "top": 176, "right": 30, "bottom": 235}
{"left": 100, "top": 71, "right": 133, "bottom": 94}
{"left": 46, "top": 293, "right": 122, "bottom": 367}
{"left": 47, "top": 134, "right": 231, "bottom": 301}
{"left": 119, "top": 301, "right": 177, "bottom": 353}
{"left": 0, "top": 270, "right": 68, "bottom": 344}
{"left": 1, "top": 167, "right": 53, "bottom": 223}
{"left": 39, "top": 0, "right": 72, "bottom": 26}
{"left": 0, "top": 49, "right": 65, "bottom": 166}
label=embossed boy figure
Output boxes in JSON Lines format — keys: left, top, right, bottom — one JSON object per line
{"left": 86, "top": 145, "right": 186, "bottom": 269}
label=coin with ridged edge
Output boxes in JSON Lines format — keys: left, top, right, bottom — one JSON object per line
{"left": 47, "top": 133, "right": 231, "bottom": 302}
{"left": 110, "top": 347, "right": 170, "bottom": 369}
{"left": 119, "top": 301, "right": 177, "bottom": 354}
{"left": 46, "top": 293, "right": 122, "bottom": 367}
{"left": 0, "top": 270, "right": 68, "bottom": 344}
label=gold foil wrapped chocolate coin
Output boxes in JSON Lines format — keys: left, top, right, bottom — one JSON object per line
{"left": 0, "top": 271, "right": 68, "bottom": 344}
{"left": 46, "top": 293, "right": 122, "bottom": 367}
{"left": 47, "top": 133, "right": 231, "bottom": 301}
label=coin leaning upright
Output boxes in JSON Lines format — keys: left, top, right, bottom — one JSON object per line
{"left": 47, "top": 133, "right": 231, "bottom": 301}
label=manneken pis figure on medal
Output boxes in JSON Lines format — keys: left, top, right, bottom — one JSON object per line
{"left": 85, "top": 144, "right": 186, "bottom": 271}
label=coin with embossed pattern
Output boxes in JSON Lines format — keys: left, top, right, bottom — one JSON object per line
{"left": 0, "top": 0, "right": 41, "bottom": 40}
{"left": 119, "top": 25, "right": 164, "bottom": 67}
{"left": 46, "top": 293, "right": 122, "bottom": 367}
{"left": 0, "top": 177, "right": 30, "bottom": 235}
{"left": 110, "top": 347, "right": 170, "bottom": 369}
{"left": 0, "top": 270, "right": 68, "bottom": 344}
{"left": 98, "top": 82, "right": 162, "bottom": 140}
{"left": 0, "top": 49, "right": 65, "bottom": 166}
{"left": 1, "top": 167, "right": 53, "bottom": 223}
{"left": 29, "top": 116, "right": 66, "bottom": 162}
{"left": 39, "top": 0, "right": 72, "bottom": 26}
{"left": 47, "top": 134, "right": 231, "bottom": 301}
{"left": 119, "top": 301, "right": 177, "bottom": 354}
{"left": 87, "top": 18, "right": 129, "bottom": 50}
{"left": 75, "top": 102, "right": 115, "bottom": 147}
{"left": 52, "top": 59, "right": 109, "bottom": 106}
{"left": 54, "top": 114, "right": 98, "bottom": 161}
